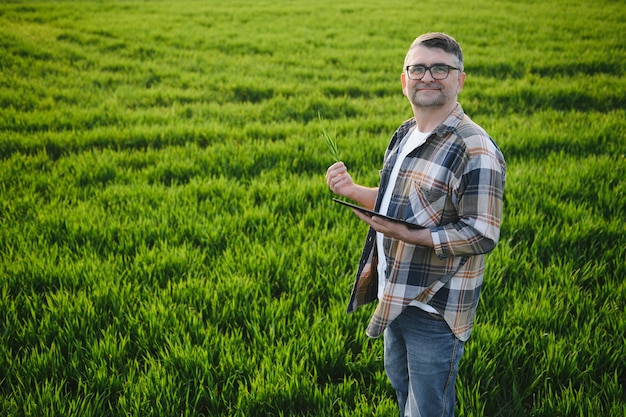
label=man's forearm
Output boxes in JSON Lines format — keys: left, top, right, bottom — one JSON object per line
{"left": 347, "top": 185, "right": 379, "bottom": 210}
{"left": 399, "top": 226, "right": 435, "bottom": 248}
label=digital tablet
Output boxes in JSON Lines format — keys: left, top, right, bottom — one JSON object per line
{"left": 332, "top": 198, "right": 424, "bottom": 229}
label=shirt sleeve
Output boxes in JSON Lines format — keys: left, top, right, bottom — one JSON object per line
{"left": 431, "top": 145, "right": 506, "bottom": 259}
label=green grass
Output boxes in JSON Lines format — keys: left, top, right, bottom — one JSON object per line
{"left": 1, "top": 0, "right": 625, "bottom": 416}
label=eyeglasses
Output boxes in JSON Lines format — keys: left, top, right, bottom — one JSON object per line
{"left": 405, "top": 64, "right": 461, "bottom": 80}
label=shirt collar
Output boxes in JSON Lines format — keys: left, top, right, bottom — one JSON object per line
{"left": 403, "top": 103, "right": 464, "bottom": 138}
{"left": 432, "top": 103, "right": 464, "bottom": 137}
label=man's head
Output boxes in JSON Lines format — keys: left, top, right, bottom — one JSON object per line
{"left": 401, "top": 32, "right": 466, "bottom": 111}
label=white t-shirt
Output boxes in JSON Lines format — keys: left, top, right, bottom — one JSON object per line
{"left": 376, "top": 127, "right": 438, "bottom": 313}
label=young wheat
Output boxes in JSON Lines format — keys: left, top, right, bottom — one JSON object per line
{"left": 318, "top": 112, "right": 340, "bottom": 162}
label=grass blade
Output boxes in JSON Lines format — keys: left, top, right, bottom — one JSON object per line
{"left": 318, "top": 112, "right": 340, "bottom": 162}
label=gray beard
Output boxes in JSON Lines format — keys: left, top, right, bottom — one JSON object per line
{"left": 410, "top": 92, "right": 448, "bottom": 108}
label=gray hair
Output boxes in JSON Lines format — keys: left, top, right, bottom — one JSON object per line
{"left": 405, "top": 32, "right": 464, "bottom": 72}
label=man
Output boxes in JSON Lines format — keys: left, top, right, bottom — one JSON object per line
{"left": 325, "top": 32, "right": 506, "bottom": 417}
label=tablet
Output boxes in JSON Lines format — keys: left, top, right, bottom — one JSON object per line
{"left": 332, "top": 198, "right": 424, "bottom": 229}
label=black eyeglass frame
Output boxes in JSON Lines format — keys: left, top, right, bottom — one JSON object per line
{"left": 405, "top": 64, "right": 461, "bottom": 80}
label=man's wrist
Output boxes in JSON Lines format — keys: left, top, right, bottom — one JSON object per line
{"left": 404, "top": 227, "right": 434, "bottom": 248}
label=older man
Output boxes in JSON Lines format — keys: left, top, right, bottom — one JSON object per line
{"left": 326, "top": 32, "right": 506, "bottom": 417}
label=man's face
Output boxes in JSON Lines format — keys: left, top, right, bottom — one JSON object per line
{"left": 401, "top": 45, "right": 465, "bottom": 109}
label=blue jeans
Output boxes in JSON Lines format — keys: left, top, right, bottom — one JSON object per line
{"left": 384, "top": 307, "right": 465, "bottom": 417}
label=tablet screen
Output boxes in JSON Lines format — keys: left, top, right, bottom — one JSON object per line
{"left": 332, "top": 198, "right": 424, "bottom": 229}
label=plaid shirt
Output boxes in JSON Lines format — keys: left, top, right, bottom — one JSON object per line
{"left": 347, "top": 103, "right": 506, "bottom": 341}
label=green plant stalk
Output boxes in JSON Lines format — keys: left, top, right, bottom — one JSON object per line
{"left": 318, "top": 112, "right": 340, "bottom": 162}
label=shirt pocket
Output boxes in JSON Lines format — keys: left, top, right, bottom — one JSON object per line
{"left": 407, "top": 183, "right": 448, "bottom": 227}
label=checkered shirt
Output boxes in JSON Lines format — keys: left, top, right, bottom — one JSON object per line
{"left": 347, "top": 103, "right": 506, "bottom": 342}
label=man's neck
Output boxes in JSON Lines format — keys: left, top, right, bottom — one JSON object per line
{"left": 412, "top": 102, "right": 457, "bottom": 132}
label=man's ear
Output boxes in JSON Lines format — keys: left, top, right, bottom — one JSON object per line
{"left": 457, "top": 72, "right": 466, "bottom": 94}
{"left": 401, "top": 72, "right": 408, "bottom": 96}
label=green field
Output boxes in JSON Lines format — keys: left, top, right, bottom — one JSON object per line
{"left": 1, "top": 0, "right": 625, "bottom": 416}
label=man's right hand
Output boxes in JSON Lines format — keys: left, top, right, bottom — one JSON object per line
{"left": 326, "top": 161, "right": 355, "bottom": 197}
{"left": 325, "top": 162, "right": 379, "bottom": 210}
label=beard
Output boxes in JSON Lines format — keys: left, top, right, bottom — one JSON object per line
{"left": 407, "top": 83, "right": 454, "bottom": 108}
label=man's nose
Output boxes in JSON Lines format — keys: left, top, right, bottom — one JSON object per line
{"left": 421, "top": 68, "right": 436, "bottom": 81}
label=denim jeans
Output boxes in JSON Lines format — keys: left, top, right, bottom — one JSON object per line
{"left": 384, "top": 307, "right": 465, "bottom": 417}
